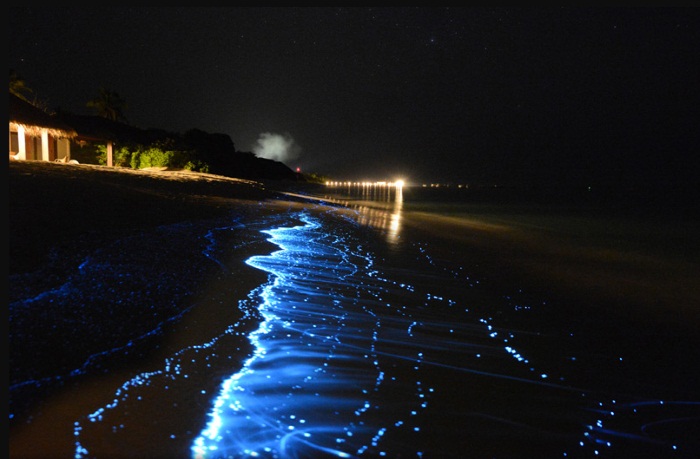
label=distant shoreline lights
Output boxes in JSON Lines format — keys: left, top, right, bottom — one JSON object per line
{"left": 324, "top": 181, "right": 476, "bottom": 189}
{"left": 325, "top": 180, "right": 405, "bottom": 188}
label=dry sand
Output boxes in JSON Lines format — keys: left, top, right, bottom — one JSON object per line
{"left": 9, "top": 160, "right": 282, "bottom": 274}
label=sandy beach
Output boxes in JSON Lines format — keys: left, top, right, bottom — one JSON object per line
{"left": 9, "top": 161, "right": 302, "bottom": 457}
{"left": 9, "top": 161, "right": 700, "bottom": 458}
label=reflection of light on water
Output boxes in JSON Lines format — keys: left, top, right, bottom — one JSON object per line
{"left": 323, "top": 180, "right": 404, "bottom": 244}
{"left": 389, "top": 186, "right": 403, "bottom": 241}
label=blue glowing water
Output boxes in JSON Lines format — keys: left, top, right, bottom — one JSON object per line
{"left": 9, "top": 185, "right": 700, "bottom": 458}
{"left": 187, "top": 186, "right": 700, "bottom": 458}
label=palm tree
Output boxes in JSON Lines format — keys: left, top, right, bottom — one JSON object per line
{"left": 9, "top": 69, "right": 33, "bottom": 102}
{"left": 10, "top": 69, "right": 54, "bottom": 113}
{"left": 87, "top": 87, "right": 128, "bottom": 123}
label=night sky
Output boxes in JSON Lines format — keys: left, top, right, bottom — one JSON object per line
{"left": 9, "top": 7, "right": 700, "bottom": 190}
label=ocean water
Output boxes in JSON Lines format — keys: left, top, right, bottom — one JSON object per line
{"left": 9, "top": 184, "right": 700, "bottom": 458}
{"left": 189, "top": 184, "right": 700, "bottom": 458}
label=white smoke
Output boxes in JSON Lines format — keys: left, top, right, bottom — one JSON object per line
{"left": 252, "top": 132, "right": 301, "bottom": 163}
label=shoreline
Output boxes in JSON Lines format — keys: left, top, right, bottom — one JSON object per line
{"left": 9, "top": 160, "right": 700, "bottom": 458}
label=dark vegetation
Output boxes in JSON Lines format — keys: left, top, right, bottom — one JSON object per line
{"left": 58, "top": 112, "right": 304, "bottom": 182}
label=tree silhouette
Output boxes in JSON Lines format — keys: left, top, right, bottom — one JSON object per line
{"left": 9, "top": 69, "right": 33, "bottom": 102}
{"left": 87, "top": 87, "right": 128, "bottom": 123}
{"left": 9, "top": 69, "right": 54, "bottom": 113}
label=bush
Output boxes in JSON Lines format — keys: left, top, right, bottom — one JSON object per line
{"left": 96, "top": 140, "right": 211, "bottom": 172}
{"left": 184, "top": 160, "right": 210, "bottom": 173}
{"left": 131, "top": 147, "right": 173, "bottom": 169}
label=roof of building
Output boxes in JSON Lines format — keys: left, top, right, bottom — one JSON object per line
{"left": 9, "top": 92, "right": 77, "bottom": 138}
